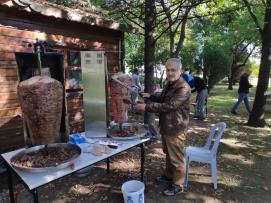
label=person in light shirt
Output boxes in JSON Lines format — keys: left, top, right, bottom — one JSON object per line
{"left": 130, "top": 68, "right": 141, "bottom": 113}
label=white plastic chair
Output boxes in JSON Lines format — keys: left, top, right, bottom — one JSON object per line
{"left": 183, "top": 122, "right": 226, "bottom": 189}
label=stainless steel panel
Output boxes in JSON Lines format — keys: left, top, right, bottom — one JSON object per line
{"left": 81, "top": 51, "right": 107, "bottom": 137}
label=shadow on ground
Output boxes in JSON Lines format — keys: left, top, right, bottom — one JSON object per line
{"left": 0, "top": 108, "right": 270, "bottom": 203}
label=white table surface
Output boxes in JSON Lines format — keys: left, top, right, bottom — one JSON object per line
{"left": 1, "top": 137, "right": 149, "bottom": 190}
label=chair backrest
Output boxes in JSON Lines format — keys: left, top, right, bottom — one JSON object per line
{"left": 203, "top": 122, "right": 226, "bottom": 156}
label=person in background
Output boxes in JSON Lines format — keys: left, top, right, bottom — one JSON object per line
{"left": 136, "top": 58, "right": 191, "bottom": 196}
{"left": 230, "top": 73, "right": 253, "bottom": 115}
{"left": 181, "top": 68, "right": 194, "bottom": 88}
{"left": 192, "top": 76, "right": 208, "bottom": 120}
{"left": 131, "top": 68, "right": 141, "bottom": 113}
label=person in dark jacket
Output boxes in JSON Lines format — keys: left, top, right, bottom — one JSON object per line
{"left": 231, "top": 73, "right": 253, "bottom": 114}
{"left": 136, "top": 58, "right": 191, "bottom": 196}
{"left": 181, "top": 68, "right": 194, "bottom": 88}
{"left": 192, "top": 76, "right": 208, "bottom": 119}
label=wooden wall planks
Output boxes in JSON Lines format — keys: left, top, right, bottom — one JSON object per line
{"left": 0, "top": 7, "right": 124, "bottom": 153}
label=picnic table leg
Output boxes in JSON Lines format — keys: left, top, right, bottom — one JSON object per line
{"left": 106, "top": 158, "right": 110, "bottom": 173}
{"left": 7, "top": 166, "right": 15, "bottom": 203}
{"left": 30, "top": 189, "right": 39, "bottom": 203}
{"left": 183, "top": 156, "right": 189, "bottom": 188}
{"left": 140, "top": 143, "right": 145, "bottom": 181}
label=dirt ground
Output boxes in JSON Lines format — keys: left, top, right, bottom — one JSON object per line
{"left": 1, "top": 108, "right": 271, "bottom": 203}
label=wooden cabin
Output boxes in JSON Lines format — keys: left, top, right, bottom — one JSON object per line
{"left": 0, "top": 0, "right": 136, "bottom": 153}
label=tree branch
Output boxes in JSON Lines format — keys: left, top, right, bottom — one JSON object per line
{"left": 242, "top": 0, "right": 263, "bottom": 34}
{"left": 260, "top": 0, "right": 266, "bottom": 7}
{"left": 235, "top": 45, "right": 256, "bottom": 68}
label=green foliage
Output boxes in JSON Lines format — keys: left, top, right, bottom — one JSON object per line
{"left": 249, "top": 61, "right": 260, "bottom": 76}
{"left": 125, "top": 33, "right": 144, "bottom": 72}
{"left": 180, "top": 40, "right": 202, "bottom": 74}
{"left": 47, "top": 0, "right": 89, "bottom": 7}
{"left": 45, "top": 0, "right": 264, "bottom": 91}
{"left": 203, "top": 43, "right": 231, "bottom": 91}
{"left": 208, "top": 83, "right": 256, "bottom": 111}
{"left": 191, "top": 0, "right": 263, "bottom": 88}
{"left": 155, "top": 36, "right": 170, "bottom": 64}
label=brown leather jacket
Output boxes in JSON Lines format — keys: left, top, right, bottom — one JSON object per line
{"left": 145, "top": 77, "right": 191, "bottom": 136}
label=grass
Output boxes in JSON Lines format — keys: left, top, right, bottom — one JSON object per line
{"left": 186, "top": 82, "right": 271, "bottom": 202}
{"left": 207, "top": 83, "right": 271, "bottom": 124}
{"left": 209, "top": 83, "right": 253, "bottom": 109}
{"left": 1, "top": 81, "right": 270, "bottom": 203}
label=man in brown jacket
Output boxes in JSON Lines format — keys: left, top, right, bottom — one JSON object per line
{"left": 136, "top": 58, "right": 191, "bottom": 196}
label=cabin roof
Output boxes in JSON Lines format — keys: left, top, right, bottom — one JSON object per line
{"left": 1, "top": 0, "right": 138, "bottom": 33}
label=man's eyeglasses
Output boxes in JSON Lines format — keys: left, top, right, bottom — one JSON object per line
{"left": 166, "top": 68, "right": 178, "bottom": 73}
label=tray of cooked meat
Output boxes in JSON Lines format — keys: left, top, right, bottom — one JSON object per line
{"left": 107, "top": 122, "right": 148, "bottom": 140}
{"left": 10, "top": 143, "right": 81, "bottom": 173}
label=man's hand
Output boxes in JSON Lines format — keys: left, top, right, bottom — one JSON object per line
{"left": 136, "top": 103, "right": 146, "bottom": 112}
{"left": 139, "top": 92, "right": 150, "bottom": 98}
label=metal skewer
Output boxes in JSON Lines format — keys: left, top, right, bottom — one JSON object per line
{"left": 111, "top": 74, "right": 138, "bottom": 93}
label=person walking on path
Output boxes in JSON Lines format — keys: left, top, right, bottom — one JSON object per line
{"left": 192, "top": 76, "right": 208, "bottom": 120}
{"left": 130, "top": 68, "right": 141, "bottom": 113}
{"left": 231, "top": 73, "right": 253, "bottom": 114}
{"left": 136, "top": 58, "right": 191, "bottom": 196}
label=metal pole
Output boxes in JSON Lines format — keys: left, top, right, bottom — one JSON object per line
{"left": 140, "top": 143, "right": 145, "bottom": 181}
{"left": 7, "top": 167, "right": 15, "bottom": 203}
{"left": 106, "top": 158, "right": 110, "bottom": 173}
{"left": 35, "top": 39, "right": 42, "bottom": 75}
{"left": 31, "top": 189, "right": 39, "bottom": 203}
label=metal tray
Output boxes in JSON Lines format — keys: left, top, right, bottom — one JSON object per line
{"left": 107, "top": 123, "right": 148, "bottom": 140}
{"left": 10, "top": 143, "right": 81, "bottom": 173}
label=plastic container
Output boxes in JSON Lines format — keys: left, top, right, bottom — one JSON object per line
{"left": 69, "top": 133, "right": 86, "bottom": 144}
{"left": 121, "top": 180, "right": 145, "bottom": 203}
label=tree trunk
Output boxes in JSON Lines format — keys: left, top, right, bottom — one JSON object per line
{"left": 174, "top": 11, "right": 189, "bottom": 57}
{"left": 227, "top": 74, "right": 233, "bottom": 90}
{"left": 228, "top": 64, "right": 234, "bottom": 90}
{"left": 169, "top": 33, "right": 175, "bottom": 57}
{"left": 144, "top": 0, "right": 156, "bottom": 126}
{"left": 247, "top": 5, "right": 271, "bottom": 127}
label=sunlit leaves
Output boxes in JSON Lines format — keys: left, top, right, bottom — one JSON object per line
{"left": 203, "top": 43, "right": 231, "bottom": 90}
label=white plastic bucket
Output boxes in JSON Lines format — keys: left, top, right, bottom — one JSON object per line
{"left": 121, "top": 180, "right": 145, "bottom": 203}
